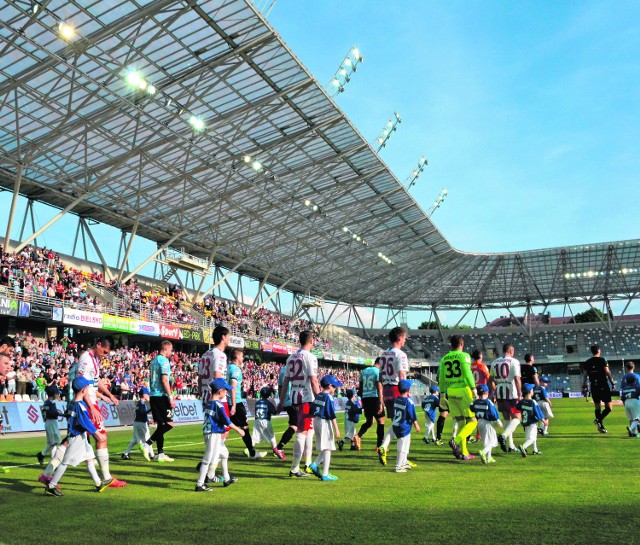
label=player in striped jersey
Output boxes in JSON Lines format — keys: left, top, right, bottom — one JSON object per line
{"left": 277, "top": 330, "right": 320, "bottom": 478}
{"left": 198, "top": 326, "right": 230, "bottom": 409}
{"left": 489, "top": 343, "right": 522, "bottom": 453}
{"left": 377, "top": 327, "right": 409, "bottom": 465}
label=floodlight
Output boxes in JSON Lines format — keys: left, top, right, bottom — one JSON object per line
{"left": 189, "top": 116, "right": 205, "bottom": 131}
{"left": 59, "top": 22, "right": 76, "bottom": 40}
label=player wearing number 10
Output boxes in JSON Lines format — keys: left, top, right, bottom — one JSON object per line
{"left": 438, "top": 335, "right": 477, "bottom": 460}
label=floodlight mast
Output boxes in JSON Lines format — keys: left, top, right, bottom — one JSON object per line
{"left": 375, "top": 112, "right": 401, "bottom": 152}
{"left": 427, "top": 188, "right": 448, "bottom": 217}
{"left": 405, "top": 156, "right": 428, "bottom": 190}
{"left": 328, "top": 46, "right": 364, "bottom": 97}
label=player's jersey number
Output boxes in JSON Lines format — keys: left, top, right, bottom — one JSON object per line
{"left": 289, "top": 358, "right": 304, "bottom": 381}
{"left": 522, "top": 410, "right": 529, "bottom": 424}
{"left": 494, "top": 363, "right": 510, "bottom": 380}
{"left": 443, "top": 360, "right": 461, "bottom": 379}
{"left": 362, "top": 374, "right": 375, "bottom": 392}
{"left": 200, "top": 356, "right": 212, "bottom": 379}
{"left": 380, "top": 357, "right": 395, "bottom": 379}
{"left": 393, "top": 407, "right": 404, "bottom": 425}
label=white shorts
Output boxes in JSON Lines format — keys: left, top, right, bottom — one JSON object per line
{"left": 62, "top": 434, "right": 95, "bottom": 467}
{"left": 201, "top": 433, "right": 228, "bottom": 466}
{"left": 396, "top": 433, "right": 411, "bottom": 455}
{"left": 624, "top": 399, "right": 640, "bottom": 422}
{"left": 314, "top": 417, "right": 336, "bottom": 451}
{"left": 478, "top": 419, "right": 498, "bottom": 449}
{"left": 252, "top": 419, "right": 275, "bottom": 445}
{"left": 344, "top": 420, "right": 357, "bottom": 439}
{"left": 44, "top": 419, "right": 61, "bottom": 446}
{"left": 539, "top": 401, "right": 554, "bottom": 419}
{"left": 133, "top": 421, "right": 150, "bottom": 444}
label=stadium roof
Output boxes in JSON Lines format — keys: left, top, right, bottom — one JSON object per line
{"left": 1, "top": 0, "right": 639, "bottom": 310}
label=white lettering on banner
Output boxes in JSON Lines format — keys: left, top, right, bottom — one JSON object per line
{"left": 569, "top": 392, "right": 584, "bottom": 398}
{"left": 547, "top": 355, "right": 565, "bottom": 363}
{"left": 547, "top": 392, "right": 563, "bottom": 398}
{"left": 228, "top": 336, "right": 245, "bottom": 348}
{"left": 63, "top": 308, "right": 103, "bottom": 329}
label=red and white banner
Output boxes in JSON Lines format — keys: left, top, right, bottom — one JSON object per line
{"left": 159, "top": 324, "right": 181, "bottom": 339}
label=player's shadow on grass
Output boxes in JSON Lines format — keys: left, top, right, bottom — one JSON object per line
{"left": 0, "top": 477, "right": 44, "bottom": 494}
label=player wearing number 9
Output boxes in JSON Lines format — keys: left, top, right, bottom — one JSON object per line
{"left": 438, "top": 335, "right": 477, "bottom": 460}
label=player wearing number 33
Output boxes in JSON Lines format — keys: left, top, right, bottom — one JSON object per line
{"left": 438, "top": 335, "right": 477, "bottom": 460}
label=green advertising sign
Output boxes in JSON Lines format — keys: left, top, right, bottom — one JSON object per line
{"left": 102, "top": 314, "right": 136, "bottom": 333}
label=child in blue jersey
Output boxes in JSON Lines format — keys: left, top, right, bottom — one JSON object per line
{"left": 470, "top": 384, "right": 502, "bottom": 464}
{"left": 620, "top": 362, "right": 640, "bottom": 437}
{"left": 37, "top": 385, "right": 64, "bottom": 466}
{"left": 516, "top": 384, "right": 545, "bottom": 457}
{"left": 252, "top": 387, "right": 286, "bottom": 459}
{"left": 309, "top": 375, "right": 342, "bottom": 481}
{"left": 122, "top": 387, "right": 155, "bottom": 460}
{"left": 534, "top": 376, "right": 554, "bottom": 436}
{"left": 44, "top": 377, "right": 105, "bottom": 496}
{"left": 393, "top": 380, "right": 420, "bottom": 473}
{"left": 421, "top": 385, "right": 440, "bottom": 444}
{"left": 339, "top": 389, "right": 362, "bottom": 451}
{"left": 196, "top": 378, "right": 245, "bottom": 492}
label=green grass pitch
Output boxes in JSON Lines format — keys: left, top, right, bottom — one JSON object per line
{"left": 0, "top": 398, "right": 635, "bottom": 545}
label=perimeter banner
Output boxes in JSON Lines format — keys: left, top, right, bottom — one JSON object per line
{"left": 30, "top": 302, "right": 54, "bottom": 321}
{"left": 0, "top": 296, "right": 18, "bottom": 316}
{"left": 180, "top": 327, "right": 204, "bottom": 342}
{"left": 63, "top": 308, "right": 103, "bottom": 329}
{"left": 102, "top": 314, "right": 137, "bottom": 333}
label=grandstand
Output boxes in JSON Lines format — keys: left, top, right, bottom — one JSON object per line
{"left": 0, "top": 0, "right": 638, "bottom": 373}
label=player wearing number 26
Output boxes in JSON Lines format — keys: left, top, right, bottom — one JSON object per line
{"left": 438, "top": 335, "right": 477, "bottom": 459}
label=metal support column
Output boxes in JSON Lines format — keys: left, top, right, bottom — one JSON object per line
{"left": 4, "top": 163, "right": 23, "bottom": 251}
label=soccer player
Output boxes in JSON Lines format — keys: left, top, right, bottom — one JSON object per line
{"left": 276, "top": 330, "right": 320, "bottom": 478}
{"left": 338, "top": 389, "right": 362, "bottom": 451}
{"left": 74, "top": 336, "right": 126, "bottom": 489}
{"left": 438, "top": 335, "right": 477, "bottom": 460}
{"left": 392, "top": 379, "right": 420, "bottom": 473}
{"left": 196, "top": 378, "right": 245, "bottom": 492}
{"left": 489, "top": 343, "right": 522, "bottom": 453}
{"left": 619, "top": 361, "right": 640, "bottom": 437}
{"left": 421, "top": 385, "right": 439, "bottom": 444}
{"left": 309, "top": 375, "right": 342, "bottom": 481}
{"left": 516, "top": 384, "right": 545, "bottom": 457}
{"left": 275, "top": 362, "right": 297, "bottom": 452}
{"left": 582, "top": 345, "right": 616, "bottom": 433}
{"left": 534, "top": 376, "right": 554, "bottom": 436}
{"left": 122, "top": 386, "right": 154, "bottom": 460}
{"left": 143, "top": 341, "right": 175, "bottom": 462}
{"left": 377, "top": 327, "right": 409, "bottom": 465}
{"left": 37, "top": 385, "right": 64, "bottom": 465}
{"left": 252, "top": 387, "right": 286, "bottom": 459}
{"left": 470, "top": 384, "right": 502, "bottom": 464}
{"left": 199, "top": 325, "right": 231, "bottom": 408}
{"left": 43, "top": 377, "right": 105, "bottom": 496}
{"left": 227, "top": 348, "right": 265, "bottom": 459}
{"left": 355, "top": 357, "right": 385, "bottom": 450}
{"left": 522, "top": 354, "right": 540, "bottom": 389}
{"left": 471, "top": 350, "right": 490, "bottom": 387}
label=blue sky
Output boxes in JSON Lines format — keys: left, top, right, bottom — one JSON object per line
{"left": 2, "top": 1, "right": 639, "bottom": 326}
{"left": 270, "top": 1, "right": 640, "bottom": 252}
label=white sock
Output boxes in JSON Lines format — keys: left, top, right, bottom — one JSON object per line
{"left": 197, "top": 463, "right": 210, "bottom": 486}
{"left": 124, "top": 438, "right": 136, "bottom": 456}
{"left": 44, "top": 445, "right": 66, "bottom": 477}
{"left": 87, "top": 460, "right": 101, "bottom": 486}
{"left": 382, "top": 427, "right": 395, "bottom": 450}
{"left": 221, "top": 456, "right": 229, "bottom": 481}
{"left": 96, "top": 448, "right": 111, "bottom": 481}
{"left": 291, "top": 433, "right": 305, "bottom": 472}
{"left": 315, "top": 450, "right": 325, "bottom": 467}
{"left": 304, "top": 432, "right": 314, "bottom": 467}
{"left": 50, "top": 463, "right": 67, "bottom": 487}
{"left": 270, "top": 438, "right": 278, "bottom": 449}
{"left": 206, "top": 460, "right": 219, "bottom": 480}
{"left": 322, "top": 450, "right": 331, "bottom": 476}
{"left": 41, "top": 444, "right": 52, "bottom": 456}
{"left": 452, "top": 421, "right": 458, "bottom": 438}
{"left": 504, "top": 419, "right": 519, "bottom": 448}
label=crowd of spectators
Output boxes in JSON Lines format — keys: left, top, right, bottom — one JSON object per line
{"left": 0, "top": 244, "right": 107, "bottom": 310}
{"left": 0, "top": 331, "right": 360, "bottom": 402}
